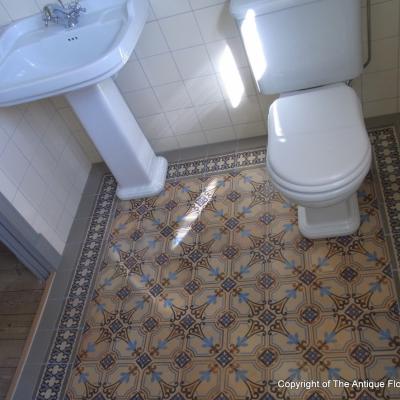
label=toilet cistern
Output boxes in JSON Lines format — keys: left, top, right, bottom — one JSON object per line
{"left": 230, "top": 0, "right": 371, "bottom": 239}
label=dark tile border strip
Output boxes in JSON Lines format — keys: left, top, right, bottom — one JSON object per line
{"left": 166, "top": 147, "right": 266, "bottom": 180}
{"left": 31, "top": 127, "right": 400, "bottom": 399}
{"left": 31, "top": 173, "right": 117, "bottom": 400}
{"left": 369, "top": 126, "right": 400, "bottom": 261}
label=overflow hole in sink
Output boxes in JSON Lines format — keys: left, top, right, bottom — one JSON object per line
{"left": 67, "top": 36, "right": 79, "bottom": 42}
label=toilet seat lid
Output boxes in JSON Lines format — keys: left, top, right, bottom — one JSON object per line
{"left": 268, "top": 83, "right": 370, "bottom": 188}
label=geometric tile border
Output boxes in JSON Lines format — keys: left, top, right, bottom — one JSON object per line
{"left": 34, "top": 126, "right": 400, "bottom": 399}
{"left": 35, "top": 175, "right": 117, "bottom": 400}
{"left": 369, "top": 127, "right": 400, "bottom": 261}
{"left": 166, "top": 148, "right": 266, "bottom": 180}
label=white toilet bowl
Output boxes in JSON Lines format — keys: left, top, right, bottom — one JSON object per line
{"left": 266, "top": 83, "right": 371, "bottom": 239}
{"left": 230, "top": 0, "right": 370, "bottom": 239}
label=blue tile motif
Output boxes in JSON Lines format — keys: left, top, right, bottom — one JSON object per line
{"left": 35, "top": 128, "right": 400, "bottom": 400}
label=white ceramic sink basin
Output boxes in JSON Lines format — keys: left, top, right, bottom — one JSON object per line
{"left": 0, "top": 0, "right": 168, "bottom": 201}
{"left": 0, "top": 0, "right": 147, "bottom": 106}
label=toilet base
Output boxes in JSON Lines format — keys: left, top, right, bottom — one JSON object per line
{"left": 298, "top": 193, "right": 360, "bottom": 239}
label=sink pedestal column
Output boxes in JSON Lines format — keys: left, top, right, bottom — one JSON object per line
{"left": 66, "top": 78, "right": 168, "bottom": 200}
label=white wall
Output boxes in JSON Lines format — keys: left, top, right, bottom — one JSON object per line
{"left": 103, "top": 0, "right": 400, "bottom": 151}
{"left": 0, "top": 100, "right": 91, "bottom": 254}
{"left": 0, "top": 0, "right": 399, "bottom": 156}
{"left": 116, "top": 0, "right": 270, "bottom": 152}
{"left": 116, "top": 0, "right": 400, "bottom": 150}
{"left": 359, "top": 0, "right": 400, "bottom": 118}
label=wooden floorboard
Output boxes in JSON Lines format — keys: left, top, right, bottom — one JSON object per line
{"left": 0, "top": 243, "right": 44, "bottom": 400}
{"left": 0, "top": 291, "right": 44, "bottom": 315}
{"left": 0, "top": 315, "right": 36, "bottom": 340}
{"left": 0, "top": 369, "right": 15, "bottom": 400}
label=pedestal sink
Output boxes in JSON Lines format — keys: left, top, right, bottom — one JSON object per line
{"left": 0, "top": 0, "right": 168, "bottom": 200}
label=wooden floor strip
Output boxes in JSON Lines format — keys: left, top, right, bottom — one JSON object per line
{"left": 4, "top": 272, "right": 54, "bottom": 400}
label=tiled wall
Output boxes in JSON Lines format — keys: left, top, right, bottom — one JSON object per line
{"left": 0, "top": 100, "right": 91, "bottom": 254}
{"left": 0, "top": 0, "right": 399, "bottom": 156}
{"left": 113, "top": 0, "right": 272, "bottom": 153}
{"left": 359, "top": 0, "right": 400, "bottom": 118}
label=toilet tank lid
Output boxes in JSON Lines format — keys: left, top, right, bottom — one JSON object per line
{"left": 230, "top": 0, "right": 320, "bottom": 19}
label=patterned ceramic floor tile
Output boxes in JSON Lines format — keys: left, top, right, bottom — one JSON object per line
{"left": 35, "top": 128, "right": 400, "bottom": 400}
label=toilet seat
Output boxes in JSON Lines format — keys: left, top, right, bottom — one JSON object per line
{"left": 267, "top": 83, "right": 370, "bottom": 189}
{"left": 266, "top": 82, "right": 371, "bottom": 208}
{"left": 267, "top": 152, "right": 371, "bottom": 207}
{"left": 267, "top": 149, "right": 371, "bottom": 195}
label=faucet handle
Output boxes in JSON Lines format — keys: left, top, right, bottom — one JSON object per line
{"left": 69, "top": 0, "right": 86, "bottom": 12}
{"left": 57, "top": 0, "right": 65, "bottom": 8}
{"left": 42, "top": 8, "right": 52, "bottom": 26}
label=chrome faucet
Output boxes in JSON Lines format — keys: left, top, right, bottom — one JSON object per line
{"left": 43, "top": 0, "right": 86, "bottom": 29}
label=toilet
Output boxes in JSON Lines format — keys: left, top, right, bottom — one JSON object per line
{"left": 230, "top": 0, "right": 371, "bottom": 239}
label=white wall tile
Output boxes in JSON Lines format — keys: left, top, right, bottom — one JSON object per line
{"left": 13, "top": 191, "right": 37, "bottom": 226}
{"left": 125, "top": 88, "right": 162, "bottom": 117}
{"left": 185, "top": 76, "right": 224, "bottom": 106}
{"left": 140, "top": 54, "right": 181, "bottom": 86}
{"left": 363, "top": 98, "right": 398, "bottom": 118}
{"left": 177, "top": 131, "right": 207, "bottom": 148}
{"left": 0, "top": 97, "right": 91, "bottom": 255}
{"left": 31, "top": 142, "right": 57, "bottom": 183}
{"left": 173, "top": 45, "right": 214, "bottom": 79}
{"left": 159, "top": 13, "right": 203, "bottom": 50}
{"left": 150, "top": 0, "right": 191, "bottom": 19}
{"left": 206, "top": 38, "right": 249, "bottom": 72}
{"left": 58, "top": 107, "right": 84, "bottom": 133}
{"left": 0, "top": 106, "right": 23, "bottom": 136}
{"left": 227, "top": 96, "right": 263, "bottom": 125}
{"left": 135, "top": 22, "right": 169, "bottom": 58}
{"left": 362, "top": 69, "right": 398, "bottom": 102}
{"left": 0, "top": 3, "right": 10, "bottom": 26}
{"left": 56, "top": 209, "right": 74, "bottom": 242}
{"left": 233, "top": 121, "right": 265, "bottom": 139}
{"left": 154, "top": 82, "right": 192, "bottom": 111}
{"left": 45, "top": 169, "right": 69, "bottom": 205}
{"left": 205, "top": 126, "right": 235, "bottom": 143}
{"left": 24, "top": 101, "right": 53, "bottom": 138}
{"left": 51, "top": 95, "right": 69, "bottom": 110}
{"left": 115, "top": 60, "right": 150, "bottom": 93}
{"left": 151, "top": 136, "right": 180, "bottom": 153}
{"left": 1, "top": 0, "right": 38, "bottom": 20}
{"left": 196, "top": 101, "right": 231, "bottom": 130}
{"left": 39, "top": 189, "right": 64, "bottom": 230}
{"left": 0, "top": 126, "right": 8, "bottom": 154}
{"left": 189, "top": 0, "right": 226, "bottom": 10}
{"left": 137, "top": 114, "right": 173, "bottom": 139}
{"left": 257, "top": 94, "right": 277, "bottom": 114}
{"left": 0, "top": 140, "right": 29, "bottom": 186}
{"left": 145, "top": 0, "right": 156, "bottom": 22}
{"left": 64, "top": 187, "right": 82, "bottom": 216}
{"left": 12, "top": 118, "right": 40, "bottom": 160}
{"left": 19, "top": 166, "right": 46, "bottom": 208}
{"left": 194, "top": 3, "right": 239, "bottom": 42}
{"left": 364, "top": 36, "right": 399, "bottom": 73}
{"left": 370, "top": 0, "right": 399, "bottom": 40}
{"left": 166, "top": 108, "right": 202, "bottom": 134}
{"left": 217, "top": 67, "right": 257, "bottom": 101}
{"left": 0, "top": 168, "right": 17, "bottom": 202}
{"left": 41, "top": 125, "right": 66, "bottom": 162}
{"left": 70, "top": 129, "right": 101, "bottom": 163}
